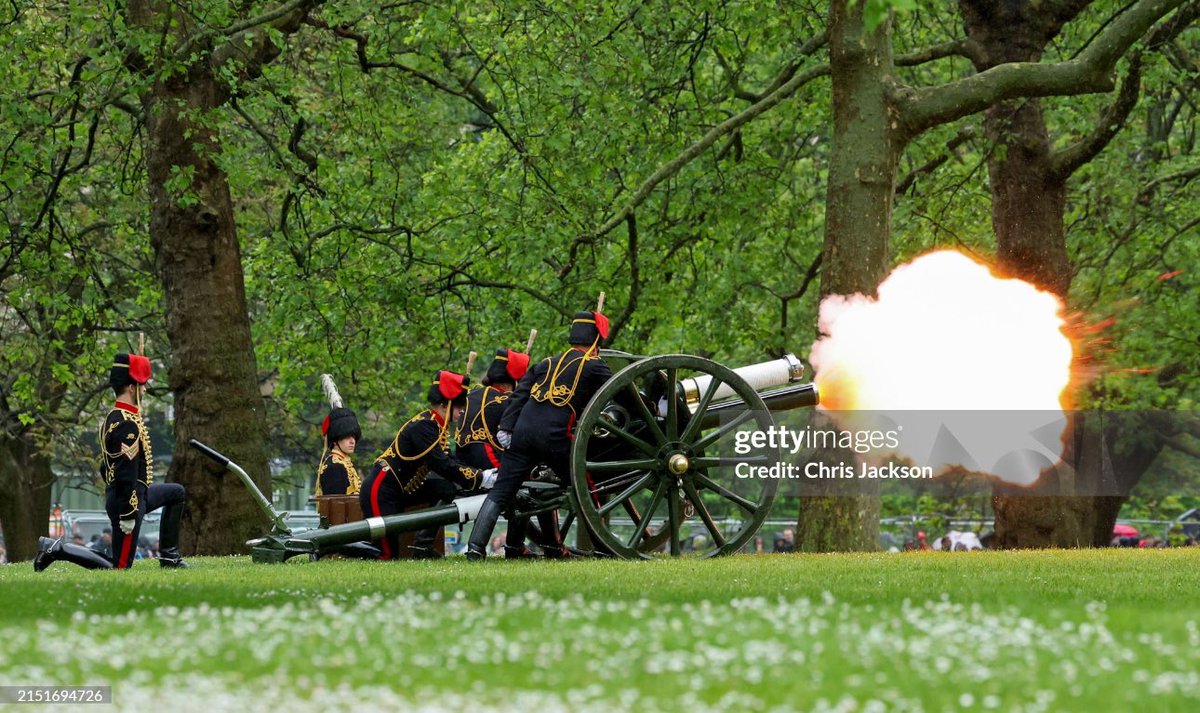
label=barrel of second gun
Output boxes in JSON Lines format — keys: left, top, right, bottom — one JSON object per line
{"left": 280, "top": 494, "right": 489, "bottom": 553}
{"left": 695, "top": 382, "right": 819, "bottom": 430}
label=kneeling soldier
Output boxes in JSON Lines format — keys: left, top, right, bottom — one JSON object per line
{"left": 456, "top": 348, "right": 530, "bottom": 471}
{"left": 360, "top": 371, "right": 497, "bottom": 559}
{"left": 35, "top": 353, "right": 188, "bottom": 571}
{"left": 316, "top": 406, "right": 363, "bottom": 497}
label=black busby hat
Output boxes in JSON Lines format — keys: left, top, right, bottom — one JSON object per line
{"left": 568, "top": 310, "right": 610, "bottom": 346}
{"left": 323, "top": 407, "right": 362, "bottom": 447}
{"left": 481, "top": 348, "right": 531, "bottom": 386}
{"left": 110, "top": 353, "right": 152, "bottom": 390}
{"left": 428, "top": 370, "right": 469, "bottom": 407}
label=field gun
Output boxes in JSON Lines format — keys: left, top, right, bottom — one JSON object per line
{"left": 193, "top": 352, "right": 818, "bottom": 562}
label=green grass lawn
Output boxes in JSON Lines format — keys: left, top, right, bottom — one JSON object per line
{"left": 2, "top": 549, "right": 1198, "bottom": 712}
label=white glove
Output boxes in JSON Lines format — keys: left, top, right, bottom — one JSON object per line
{"left": 480, "top": 468, "right": 499, "bottom": 490}
{"left": 119, "top": 518, "right": 136, "bottom": 535}
{"left": 497, "top": 430, "right": 512, "bottom": 449}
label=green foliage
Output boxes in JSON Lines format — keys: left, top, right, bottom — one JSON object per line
{"left": 2, "top": 1, "right": 1194, "bottom": 527}
{"left": 859, "top": 0, "right": 917, "bottom": 32}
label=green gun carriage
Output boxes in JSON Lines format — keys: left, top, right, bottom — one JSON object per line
{"left": 190, "top": 351, "right": 818, "bottom": 562}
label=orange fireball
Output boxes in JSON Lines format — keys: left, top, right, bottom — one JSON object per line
{"left": 810, "top": 250, "right": 1073, "bottom": 412}
{"left": 808, "top": 250, "right": 1076, "bottom": 485}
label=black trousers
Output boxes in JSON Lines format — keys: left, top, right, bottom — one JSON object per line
{"left": 488, "top": 430, "right": 571, "bottom": 509}
{"left": 360, "top": 466, "right": 455, "bottom": 559}
{"left": 106, "top": 482, "right": 186, "bottom": 569}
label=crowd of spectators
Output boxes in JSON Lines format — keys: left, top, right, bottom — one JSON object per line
{"left": 77, "top": 529, "right": 160, "bottom": 560}
{"left": 1111, "top": 534, "right": 1199, "bottom": 548}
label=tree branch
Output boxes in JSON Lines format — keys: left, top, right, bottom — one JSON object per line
{"left": 894, "top": 40, "right": 981, "bottom": 68}
{"left": 589, "top": 60, "right": 831, "bottom": 240}
{"left": 1165, "top": 435, "right": 1200, "bottom": 460}
{"left": 608, "top": 212, "right": 640, "bottom": 344}
{"left": 208, "top": 0, "right": 324, "bottom": 81}
{"left": 896, "top": 125, "right": 977, "bottom": 195}
{"left": 899, "top": 0, "right": 1187, "bottom": 136}
{"left": 1051, "top": 53, "right": 1143, "bottom": 179}
{"left": 729, "top": 31, "right": 828, "bottom": 102}
{"left": 179, "top": 0, "right": 315, "bottom": 61}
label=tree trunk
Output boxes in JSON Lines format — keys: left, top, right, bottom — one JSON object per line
{"left": 984, "top": 91, "right": 1089, "bottom": 548}
{"left": 986, "top": 99, "right": 1071, "bottom": 295}
{"left": 0, "top": 433, "right": 55, "bottom": 561}
{"left": 959, "top": 0, "right": 1140, "bottom": 547}
{"left": 796, "top": 1, "right": 900, "bottom": 552}
{"left": 138, "top": 56, "right": 272, "bottom": 555}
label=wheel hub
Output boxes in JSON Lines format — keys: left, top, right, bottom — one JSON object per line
{"left": 667, "top": 452, "right": 690, "bottom": 475}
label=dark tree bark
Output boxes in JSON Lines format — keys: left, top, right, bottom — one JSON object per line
{"left": 126, "top": 0, "right": 322, "bottom": 554}
{"left": 962, "top": 0, "right": 1091, "bottom": 548}
{"left": 958, "top": 0, "right": 1193, "bottom": 548}
{"left": 139, "top": 68, "right": 271, "bottom": 554}
{"left": 796, "top": 2, "right": 894, "bottom": 552}
{"left": 0, "top": 435, "right": 54, "bottom": 562}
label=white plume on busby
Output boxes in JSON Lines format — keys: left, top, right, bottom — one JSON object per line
{"left": 321, "top": 373, "right": 344, "bottom": 409}
{"left": 320, "top": 374, "right": 360, "bottom": 446}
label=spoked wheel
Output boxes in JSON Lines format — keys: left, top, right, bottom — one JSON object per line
{"left": 571, "top": 354, "right": 779, "bottom": 559}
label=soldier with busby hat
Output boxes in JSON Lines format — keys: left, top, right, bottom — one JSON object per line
{"left": 35, "top": 352, "right": 188, "bottom": 571}
{"left": 466, "top": 310, "right": 615, "bottom": 560}
{"left": 455, "top": 347, "right": 531, "bottom": 471}
{"left": 315, "top": 374, "right": 363, "bottom": 497}
{"left": 458, "top": 346, "right": 559, "bottom": 558}
{"left": 360, "top": 370, "right": 498, "bottom": 559}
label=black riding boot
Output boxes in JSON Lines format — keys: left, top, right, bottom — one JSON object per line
{"left": 34, "top": 537, "right": 113, "bottom": 571}
{"left": 467, "top": 498, "right": 503, "bottom": 560}
{"left": 537, "top": 512, "right": 569, "bottom": 559}
{"left": 157, "top": 500, "right": 189, "bottom": 569}
{"left": 410, "top": 527, "right": 444, "bottom": 559}
{"left": 504, "top": 517, "right": 534, "bottom": 559}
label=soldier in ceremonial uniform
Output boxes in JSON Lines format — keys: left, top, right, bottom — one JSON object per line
{"left": 466, "top": 311, "right": 614, "bottom": 560}
{"left": 455, "top": 348, "right": 530, "bottom": 472}
{"left": 316, "top": 406, "right": 363, "bottom": 497}
{"left": 457, "top": 347, "right": 557, "bottom": 558}
{"left": 35, "top": 353, "right": 188, "bottom": 570}
{"left": 360, "top": 370, "right": 498, "bottom": 559}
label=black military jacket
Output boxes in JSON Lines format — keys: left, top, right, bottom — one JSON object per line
{"left": 455, "top": 386, "right": 511, "bottom": 470}
{"left": 316, "top": 449, "right": 362, "bottom": 496}
{"left": 99, "top": 401, "right": 153, "bottom": 519}
{"left": 374, "top": 409, "right": 484, "bottom": 494}
{"left": 499, "top": 347, "right": 614, "bottom": 441}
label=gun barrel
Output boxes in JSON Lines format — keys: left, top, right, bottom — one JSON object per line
{"left": 281, "top": 494, "right": 489, "bottom": 552}
{"left": 680, "top": 354, "right": 805, "bottom": 410}
{"left": 696, "top": 382, "right": 819, "bottom": 429}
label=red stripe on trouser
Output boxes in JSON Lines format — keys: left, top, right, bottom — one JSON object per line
{"left": 587, "top": 472, "right": 601, "bottom": 507}
{"left": 117, "top": 529, "right": 135, "bottom": 568}
{"left": 484, "top": 443, "right": 501, "bottom": 468}
{"left": 370, "top": 471, "right": 392, "bottom": 560}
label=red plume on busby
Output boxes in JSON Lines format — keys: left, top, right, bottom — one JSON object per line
{"left": 481, "top": 348, "right": 531, "bottom": 386}
{"left": 428, "top": 370, "right": 469, "bottom": 407}
{"left": 568, "top": 310, "right": 608, "bottom": 346}
{"left": 110, "top": 353, "right": 152, "bottom": 390}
